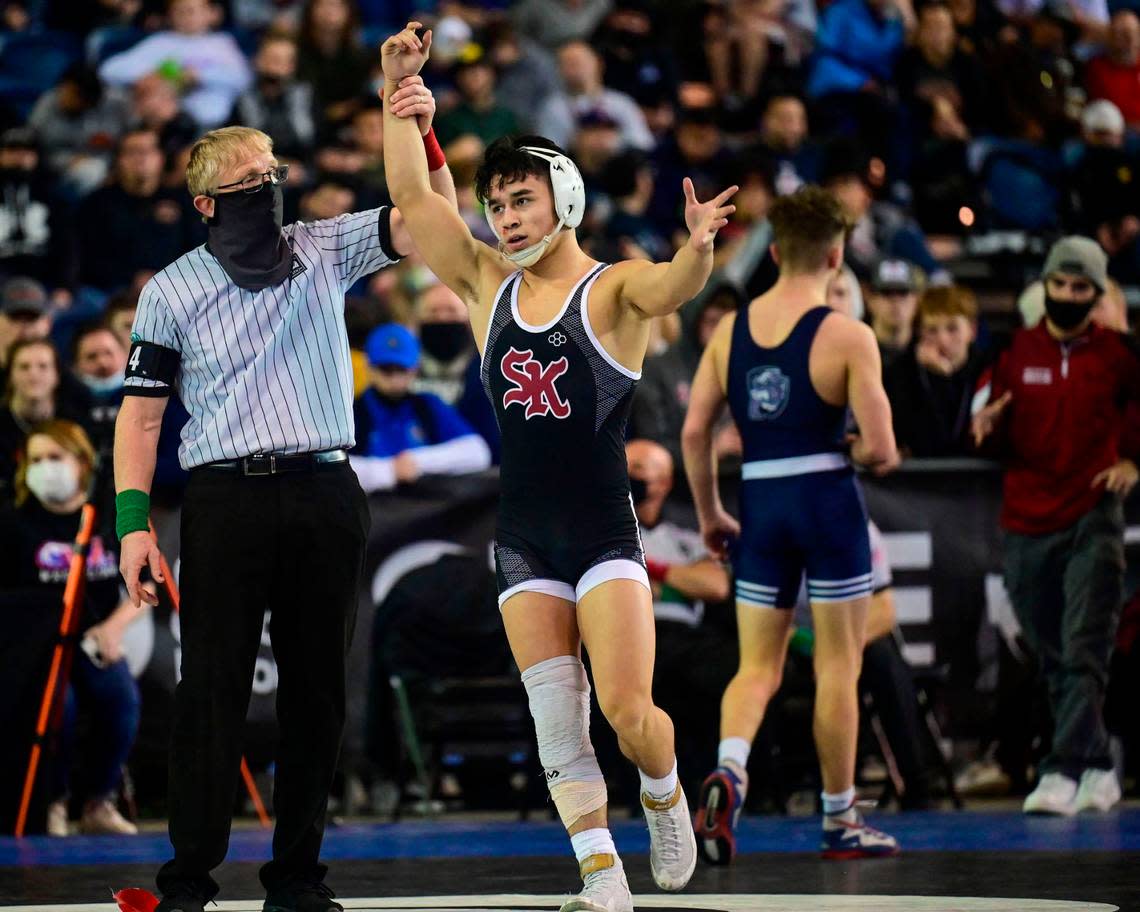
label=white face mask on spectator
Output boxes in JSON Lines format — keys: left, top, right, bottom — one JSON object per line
{"left": 26, "top": 460, "right": 80, "bottom": 504}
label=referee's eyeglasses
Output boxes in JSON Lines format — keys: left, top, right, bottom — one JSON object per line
{"left": 214, "top": 164, "right": 290, "bottom": 194}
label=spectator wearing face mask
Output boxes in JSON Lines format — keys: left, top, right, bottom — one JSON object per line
{"left": 627, "top": 438, "right": 733, "bottom": 801}
{"left": 434, "top": 45, "right": 519, "bottom": 148}
{"left": 413, "top": 279, "right": 477, "bottom": 406}
{"left": 70, "top": 323, "right": 128, "bottom": 455}
{"left": 349, "top": 323, "right": 491, "bottom": 493}
{"left": 484, "top": 19, "right": 562, "bottom": 130}
{"left": 885, "top": 285, "right": 985, "bottom": 458}
{"left": 971, "top": 236, "right": 1140, "bottom": 817}
{"left": 231, "top": 32, "right": 317, "bottom": 164}
{"left": 0, "top": 420, "right": 144, "bottom": 836}
{"left": 0, "top": 339, "right": 91, "bottom": 503}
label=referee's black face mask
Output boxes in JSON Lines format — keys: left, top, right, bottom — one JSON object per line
{"left": 207, "top": 181, "right": 292, "bottom": 291}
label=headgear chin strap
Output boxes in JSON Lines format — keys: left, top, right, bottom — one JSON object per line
{"left": 486, "top": 145, "right": 585, "bottom": 268}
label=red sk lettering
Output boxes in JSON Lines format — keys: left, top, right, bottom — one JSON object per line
{"left": 501, "top": 347, "right": 572, "bottom": 419}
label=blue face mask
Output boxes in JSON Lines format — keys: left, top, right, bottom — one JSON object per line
{"left": 81, "top": 371, "right": 124, "bottom": 395}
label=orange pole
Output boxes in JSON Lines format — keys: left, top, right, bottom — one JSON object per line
{"left": 240, "top": 758, "right": 271, "bottom": 826}
{"left": 15, "top": 505, "right": 97, "bottom": 837}
{"left": 149, "top": 525, "right": 271, "bottom": 828}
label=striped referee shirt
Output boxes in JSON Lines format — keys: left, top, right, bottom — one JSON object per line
{"left": 124, "top": 207, "right": 399, "bottom": 469}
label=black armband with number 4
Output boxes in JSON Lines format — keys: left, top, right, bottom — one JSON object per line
{"left": 124, "top": 339, "right": 181, "bottom": 396}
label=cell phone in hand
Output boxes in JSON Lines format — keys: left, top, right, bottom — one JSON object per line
{"left": 81, "top": 634, "right": 108, "bottom": 669}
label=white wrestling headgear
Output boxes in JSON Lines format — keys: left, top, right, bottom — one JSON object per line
{"left": 484, "top": 145, "right": 585, "bottom": 269}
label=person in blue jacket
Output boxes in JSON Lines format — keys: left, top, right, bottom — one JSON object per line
{"left": 350, "top": 323, "right": 491, "bottom": 492}
{"left": 807, "top": 0, "right": 912, "bottom": 154}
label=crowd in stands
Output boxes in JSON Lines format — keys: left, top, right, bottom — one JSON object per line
{"left": 0, "top": 0, "right": 1138, "bottom": 831}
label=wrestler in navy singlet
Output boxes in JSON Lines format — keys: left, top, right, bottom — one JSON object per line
{"left": 726, "top": 304, "right": 872, "bottom": 609}
{"left": 481, "top": 263, "right": 647, "bottom": 605}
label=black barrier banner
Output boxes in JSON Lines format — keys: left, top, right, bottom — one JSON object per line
{"left": 861, "top": 460, "right": 1140, "bottom": 703}
{"left": 103, "top": 463, "right": 1140, "bottom": 793}
{"left": 126, "top": 473, "right": 502, "bottom": 783}
{"left": 343, "top": 472, "right": 501, "bottom": 766}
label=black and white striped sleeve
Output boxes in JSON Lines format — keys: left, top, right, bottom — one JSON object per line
{"left": 123, "top": 285, "right": 182, "bottom": 398}
{"left": 309, "top": 206, "right": 401, "bottom": 288}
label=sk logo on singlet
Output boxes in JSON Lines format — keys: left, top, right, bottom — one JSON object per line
{"left": 501, "top": 346, "right": 572, "bottom": 419}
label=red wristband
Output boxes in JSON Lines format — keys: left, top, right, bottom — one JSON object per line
{"left": 423, "top": 128, "right": 446, "bottom": 171}
{"left": 646, "top": 559, "right": 670, "bottom": 583}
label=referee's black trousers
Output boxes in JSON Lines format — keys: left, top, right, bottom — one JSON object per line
{"left": 156, "top": 462, "right": 370, "bottom": 901}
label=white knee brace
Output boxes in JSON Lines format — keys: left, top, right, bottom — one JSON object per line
{"left": 521, "top": 655, "right": 607, "bottom": 828}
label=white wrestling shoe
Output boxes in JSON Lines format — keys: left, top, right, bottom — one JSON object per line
{"left": 559, "top": 853, "right": 634, "bottom": 912}
{"left": 1023, "top": 772, "right": 1078, "bottom": 816}
{"left": 1075, "top": 768, "right": 1121, "bottom": 813}
{"left": 642, "top": 784, "right": 697, "bottom": 892}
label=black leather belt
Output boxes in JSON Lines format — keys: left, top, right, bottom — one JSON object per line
{"left": 202, "top": 449, "right": 348, "bottom": 476}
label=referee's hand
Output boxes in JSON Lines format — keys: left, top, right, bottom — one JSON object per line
{"left": 120, "top": 531, "right": 165, "bottom": 609}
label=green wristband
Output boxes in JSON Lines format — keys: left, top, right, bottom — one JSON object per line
{"left": 115, "top": 489, "right": 151, "bottom": 540}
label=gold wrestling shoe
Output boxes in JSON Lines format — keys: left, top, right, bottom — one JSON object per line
{"left": 642, "top": 784, "right": 697, "bottom": 891}
{"left": 559, "top": 853, "right": 634, "bottom": 912}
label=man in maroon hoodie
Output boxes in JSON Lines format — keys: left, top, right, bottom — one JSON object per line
{"left": 972, "top": 236, "right": 1140, "bottom": 816}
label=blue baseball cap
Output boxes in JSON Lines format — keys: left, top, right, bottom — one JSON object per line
{"left": 365, "top": 323, "right": 420, "bottom": 370}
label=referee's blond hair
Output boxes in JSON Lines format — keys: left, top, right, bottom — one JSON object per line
{"left": 186, "top": 126, "right": 274, "bottom": 197}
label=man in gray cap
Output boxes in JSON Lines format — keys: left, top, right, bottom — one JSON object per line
{"left": 0, "top": 276, "right": 52, "bottom": 382}
{"left": 866, "top": 257, "right": 922, "bottom": 369}
{"left": 972, "top": 235, "right": 1140, "bottom": 816}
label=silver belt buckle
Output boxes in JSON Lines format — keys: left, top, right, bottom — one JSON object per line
{"left": 243, "top": 453, "right": 275, "bottom": 476}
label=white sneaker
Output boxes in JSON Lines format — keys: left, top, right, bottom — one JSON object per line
{"left": 1075, "top": 769, "right": 1121, "bottom": 813}
{"left": 79, "top": 798, "right": 138, "bottom": 835}
{"left": 46, "top": 800, "right": 69, "bottom": 837}
{"left": 560, "top": 854, "right": 634, "bottom": 912}
{"left": 1023, "top": 773, "right": 1078, "bottom": 816}
{"left": 641, "top": 784, "right": 697, "bottom": 891}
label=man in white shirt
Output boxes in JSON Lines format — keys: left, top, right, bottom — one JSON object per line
{"left": 99, "top": 0, "right": 252, "bottom": 129}
{"left": 537, "top": 41, "right": 655, "bottom": 151}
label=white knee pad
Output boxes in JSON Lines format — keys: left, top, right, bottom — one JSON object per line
{"left": 521, "top": 655, "right": 607, "bottom": 828}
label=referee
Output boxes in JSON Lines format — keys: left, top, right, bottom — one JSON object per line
{"left": 114, "top": 80, "right": 452, "bottom": 912}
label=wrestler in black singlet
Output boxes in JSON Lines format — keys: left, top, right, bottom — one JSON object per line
{"left": 480, "top": 262, "right": 647, "bottom": 605}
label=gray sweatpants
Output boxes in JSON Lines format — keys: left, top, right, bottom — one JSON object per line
{"left": 1003, "top": 494, "right": 1125, "bottom": 778}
